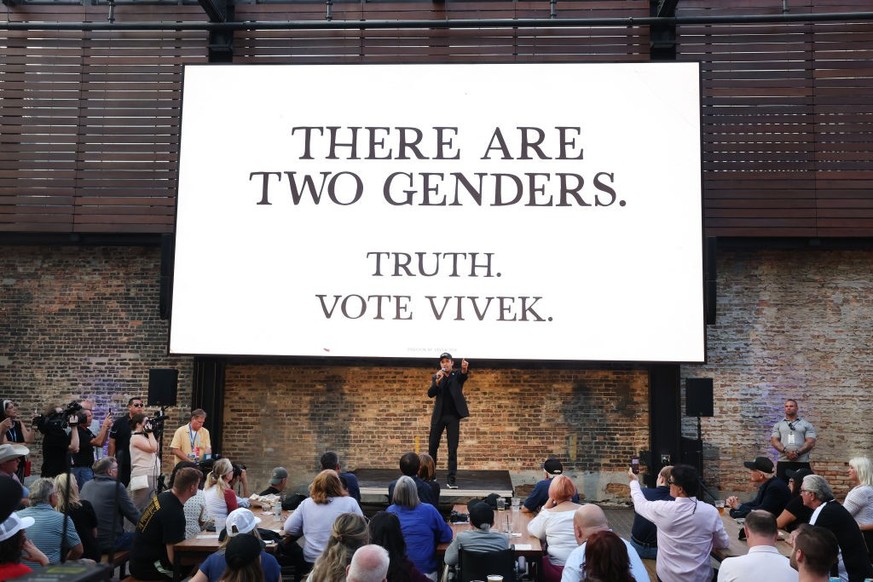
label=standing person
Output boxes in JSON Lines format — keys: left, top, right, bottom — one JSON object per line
{"left": 78, "top": 400, "right": 105, "bottom": 460}
{"left": 108, "top": 397, "right": 144, "bottom": 487}
{"left": 170, "top": 409, "right": 212, "bottom": 465}
{"left": 70, "top": 408, "right": 112, "bottom": 488}
{"left": 628, "top": 463, "right": 729, "bottom": 582}
{"left": 629, "top": 465, "right": 673, "bottom": 559}
{"left": 1, "top": 401, "right": 33, "bottom": 481}
{"left": 789, "top": 524, "right": 839, "bottom": 582}
{"left": 128, "top": 413, "right": 159, "bottom": 513}
{"left": 128, "top": 466, "right": 201, "bottom": 581}
{"left": 427, "top": 352, "right": 469, "bottom": 489}
{"left": 771, "top": 399, "right": 817, "bottom": 482}
{"left": 35, "top": 405, "right": 81, "bottom": 478}
{"left": 716, "top": 510, "right": 797, "bottom": 582}
{"left": 799, "top": 474, "right": 873, "bottom": 582}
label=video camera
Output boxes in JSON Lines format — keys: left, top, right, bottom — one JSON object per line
{"left": 32, "top": 401, "right": 83, "bottom": 433}
{"left": 144, "top": 408, "right": 168, "bottom": 438}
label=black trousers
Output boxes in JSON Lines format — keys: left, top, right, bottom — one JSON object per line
{"left": 429, "top": 415, "right": 460, "bottom": 481}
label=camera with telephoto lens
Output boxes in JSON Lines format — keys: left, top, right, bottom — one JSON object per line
{"left": 33, "top": 400, "right": 83, "bottom": 433}
{"left": 146, "top": 409, "right": 167, "bottom": 438}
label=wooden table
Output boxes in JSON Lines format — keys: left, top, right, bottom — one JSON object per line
{"left": 173, "top": 508, "right": 287, "bottom": 581}
{"left": 712, "top": 512, "right": 793, "bottom": 561}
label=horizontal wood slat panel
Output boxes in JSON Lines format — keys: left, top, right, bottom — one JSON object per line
{"left": 1, "top": 0, "right": 872, "bottom": 236}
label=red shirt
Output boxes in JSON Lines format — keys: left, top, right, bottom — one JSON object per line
{"left": 0, "top": 562, "right": 33, "bottom": 580}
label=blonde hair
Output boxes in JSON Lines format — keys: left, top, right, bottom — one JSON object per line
{"left": 308, "top": 513, "right": 369, "bottom": 582}
{"left": 54, "top": 473, "right": 82, "bottom": 512}
{"left": 206, "top": 458, "right": 234, "bottom": 494}
{"left": 849, "top": 457, "right": 873, "bottom": 487}
{"left": 309, "top": 469, "right": 345, "bottom": 504}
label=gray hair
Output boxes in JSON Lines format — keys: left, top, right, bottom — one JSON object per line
{"left": 347, "top": 544, "right": 390, "bottom": 582}
{"left": 29, "top": 478, "right": 56, "bottom": 505}
{"left": 93, "top": 456, "right": 118, "bottom": 476}
{"left": 802, "top": 474, "right": 834, "bottom": 502}
{"left": 391, "top": 475, "right": 420, "bottom": 509}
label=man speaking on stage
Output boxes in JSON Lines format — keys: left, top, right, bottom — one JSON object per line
{"left": 427, "top": 352, "right": 469, "bottom": 489}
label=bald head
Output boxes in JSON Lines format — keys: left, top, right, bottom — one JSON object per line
{"left": 573, "top": 504, "right": 609, "bottom": 544}
{"left": 347, "top": 545, "right": 390, "bottom": 582}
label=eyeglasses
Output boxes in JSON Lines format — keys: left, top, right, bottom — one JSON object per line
{"left": 131, "top": 403, "right": 144, "bottom": 408}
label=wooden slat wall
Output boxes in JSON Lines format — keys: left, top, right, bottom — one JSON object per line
{"left": 0, "top": 4, "right": 207, "bottom": 233}
{"left": 678, "top": 0, "right": 873, "bottom": 237}
{"left": 2, "top": 0, "right": 872, "bottom": 236}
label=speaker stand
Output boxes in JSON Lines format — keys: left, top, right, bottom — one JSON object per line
{"left": 695, "top": 415, "right": 717, "bottom": 503}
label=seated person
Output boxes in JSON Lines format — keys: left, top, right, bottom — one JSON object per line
{"left": 0, "top": 512, "right": 49, "bottom": 579}
{"left": 417, "top": 454, "right": 441, "bottom": 508}
{"left": 54, "top": 473, "right": 100, "bottom": 561}
{"left": 321, "top": 452, "right": 361, "bottom": 502}
{"left": 387, "top": 476, "right": 452, "bottom": 578}
{"left": 307, "top": 513, "right": 369, "bottom": 582}
{"left": 80, "top": 456, "right": 140, "bottom": 553}
{"left": 169, "top": 461, "right": 209, "bottom": 539}
{"left": 527, "top": 475, "right": 583, "bottom": 580}
{"left": 776, "top": 468, "right": 814, "bottom": 532}
{"left": 190, "top": 508, "right": 281, "bottom": 582}
{"left": 368, "top": 511, "right": 430, "bottom": 582}
{"left": 387, "top": 452, "right": 436, "bottom": 507}
{"left": 16, "top": 478, "right": 83, "bottom": 566}
{"left": 727, "top": 456, "right": 790, "bottom": 518}
{"left": 444, "top": 502, "right": 510, "bottom": 566}
{"left": 523, "top": 458, "right": 579, "bottom": 513}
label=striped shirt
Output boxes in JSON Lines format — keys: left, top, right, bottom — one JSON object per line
{"left": 16, "top": 503, "right": 81, "bottom": 566}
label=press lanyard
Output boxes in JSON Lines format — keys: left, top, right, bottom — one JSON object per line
{"left": 189, "top": 424, "right": 199, "bottom": 450}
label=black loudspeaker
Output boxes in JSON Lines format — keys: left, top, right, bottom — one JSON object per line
{"left": 686, "top": 378, "right": 714, "bottom": 417}
{"left": 148, "top": 368, "right": 178, "bottom": 407}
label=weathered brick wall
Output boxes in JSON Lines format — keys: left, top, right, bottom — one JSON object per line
{"left": 683, "top": 249, "right": 873, "bottom": 499}
{"left": 5, "top": 245, "right": 870, "bottom": 505}
{"left": 0, "top": 245, "right": 192, "bottom": 472}
{"left": 220, "top": 365, "right": 650, "bottom": 500}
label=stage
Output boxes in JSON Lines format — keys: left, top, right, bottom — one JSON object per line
{"left": 355, "top": 468, "right": 514, "bottom": 502}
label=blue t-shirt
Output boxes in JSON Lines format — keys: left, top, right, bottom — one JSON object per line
{"left": 198, "top": 547, "right": 282, "bottom": 582}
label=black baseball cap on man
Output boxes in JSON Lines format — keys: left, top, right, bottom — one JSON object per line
{"left": 439, "top": 352, "right": 452, "bottom": 361}
{"left": 743, "top": 456, "right": 775, "bottom": 473}
{"left": 544, "top": 458, "right": 564, "bottom": 475}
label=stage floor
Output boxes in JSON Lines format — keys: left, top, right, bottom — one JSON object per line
{"left": 355, "top": 468, "right": 513, "bottom": 501}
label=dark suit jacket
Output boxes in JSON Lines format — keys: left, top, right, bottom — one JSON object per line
{"left": 812, "top": 500, "right": 873, "bottom": 582}
{"left": 729, "top": 476, "right": 790, "bottom": 518}
{"left": 428, "top": 370, "right": 469, "bottom": 425}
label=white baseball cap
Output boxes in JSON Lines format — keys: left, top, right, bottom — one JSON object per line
{"left": 225, "top": 508, "right": 261, "bottom": 537}
{"left": 0, "top": 513, "right": 35, "bottom": 542}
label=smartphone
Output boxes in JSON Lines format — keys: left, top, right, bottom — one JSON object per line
{"left": 631, "top": 458, "right": 640, "bottom": 474}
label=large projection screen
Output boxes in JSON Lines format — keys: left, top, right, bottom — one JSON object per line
{"left": 171, "top": 63, "right": 704, "bottom": 363}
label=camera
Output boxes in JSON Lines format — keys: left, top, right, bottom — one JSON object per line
{"left": 33, "top": 401, "right": 83, "bottom": 433}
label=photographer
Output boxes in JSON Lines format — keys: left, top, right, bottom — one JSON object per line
{"left": 128, "top": 413, "right": 159, "bottom": 513}
{"left": 35, "top": 403, "right": 81, "bottom": 478}
{"left": 71, "top": 409, "right": 112, "bottom": 488}
{"left": 1, "top": 400, "right": 33, "bottom": 481}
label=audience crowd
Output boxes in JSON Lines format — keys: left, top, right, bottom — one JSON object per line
{"left": 1, "top": 396, "right": 872, "bottom": 582}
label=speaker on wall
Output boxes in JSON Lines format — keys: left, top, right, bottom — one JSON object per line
{"left": 148, "top": 368, "right": 178, "bottom": 407}
{"left": 686, "top": 377, "right": 714, "bottom": 417}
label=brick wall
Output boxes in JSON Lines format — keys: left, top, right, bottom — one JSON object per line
{"left": 219, "top": 365, "right": 650, "bottom": 500}
{"left": 4, "top": 245, "right": 871, "bottom": 504}
{"left": 0, "top": 245, "right": 192, "bottom": 472}
{"left": 683, "top": 249, "right": 873, "bottom": 498}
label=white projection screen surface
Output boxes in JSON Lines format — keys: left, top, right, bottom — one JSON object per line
{"left": 170, "top": 63, "right": 705, "bottom": 363}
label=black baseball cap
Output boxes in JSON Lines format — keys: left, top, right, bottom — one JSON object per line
{"left": 544, "top": 458, "right": 564, "bottom": 475}
{"left": 743, "top": 456, "right": 775, "bottom": 473}
{"left": 439, "top": 352, "right": 453, "bottom": 360}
